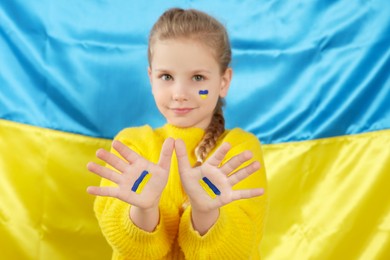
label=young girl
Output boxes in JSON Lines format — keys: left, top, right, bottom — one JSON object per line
{"left": 87, "top": 8, "right": 268, "bottom": 260}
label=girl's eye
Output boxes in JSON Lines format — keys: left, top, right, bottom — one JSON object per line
{"left": 192, "top": 75, "right": 204, "bottom": 81}
{"left": 160, "top": 74, "right": 173, "bottom": 81}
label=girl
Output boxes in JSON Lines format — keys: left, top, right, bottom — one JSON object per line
{"left": 87, "top": 8, "right": 268, "bottom": 260}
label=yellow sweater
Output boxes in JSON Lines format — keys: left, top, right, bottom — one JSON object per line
{"left": 94, "top": 124, "right": 268, "bottom": 260}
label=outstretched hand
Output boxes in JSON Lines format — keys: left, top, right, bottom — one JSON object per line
{"left": 175, "top": 139, "right": 264, "bottom": 213}
{"left": 87, "top": 138, "right": 174, "bottom": 210}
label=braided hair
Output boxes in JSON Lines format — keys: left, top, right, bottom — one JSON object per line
{"left": 194, "top": 99, "right": 225, "bottom": 165}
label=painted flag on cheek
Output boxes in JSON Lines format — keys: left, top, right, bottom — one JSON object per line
{"left": 199, "top": 90, "right": 209, "bottom": 99}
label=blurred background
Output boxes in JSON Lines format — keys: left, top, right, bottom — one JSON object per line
{"left": 1, "top": 0, "right": 389, "bottom": 259}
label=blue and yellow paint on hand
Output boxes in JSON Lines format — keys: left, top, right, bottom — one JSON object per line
{"left": 199, "top": 176, "right": 221, "bottom": 199}
{"left": 131, "top": 170, "right": 151, "bottom": 194}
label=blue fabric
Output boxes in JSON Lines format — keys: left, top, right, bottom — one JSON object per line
{"left": 1, "top": 0, "right": 389, "bottom": 144}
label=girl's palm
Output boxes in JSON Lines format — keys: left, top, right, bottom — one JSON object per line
{"left": 87, "top": 138, "right": 174, "bottom": 210}
{"left": 175, "top": 139, "right": 264, "bottom": 212}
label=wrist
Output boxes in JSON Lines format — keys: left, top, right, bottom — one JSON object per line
{"left": 132, "top": 205, "right": 159, "bottom": 214}
{"left": 130, "top": 205, "right": 160, "bottom": 232}
{"left": 191, "top": 207, "right": 219, "bottom": 235}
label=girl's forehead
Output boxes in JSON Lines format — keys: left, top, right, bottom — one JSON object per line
{"left": 153, "top": 38, "right": 213, "bottom": 51}
{"left": 150, "top": 39, "right": 218, "bottom": 65}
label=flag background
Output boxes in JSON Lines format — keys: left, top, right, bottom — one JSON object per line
{"left": 1, "top": 0, "right": 389, "bottom": 259}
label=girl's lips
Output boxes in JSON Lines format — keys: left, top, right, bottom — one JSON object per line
{"left": 171, "top": 108, "right": 193, "bottom": 115}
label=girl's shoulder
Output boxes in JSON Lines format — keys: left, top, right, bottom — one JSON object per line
{"left": 220, "top": 128, "right": 263, "bottom": 155}
{"left": 113, "top": 125, "right": 165, "bottom": 159}
{"left": 115, "top": 125, "right": 155, "bottom": 140}
{"left": 114, "top": 125, "right": 161, "bottom": 148}
{"left": 222, "top": 127, "right": 261, "bottom": 145}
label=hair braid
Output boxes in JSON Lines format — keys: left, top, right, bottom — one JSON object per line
{"left": 195, "top": 99, "right": 225, "bottom": 166}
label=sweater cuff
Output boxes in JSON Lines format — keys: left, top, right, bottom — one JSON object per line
{"left": 101, "top": 201, "right": 179, "bottom": 259}
{"left": 178, "top": 205, "right": 254, "bottom": 259}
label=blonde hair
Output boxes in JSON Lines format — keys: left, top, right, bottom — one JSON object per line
{"left": 148, "top": 8, "right": 231, "bottom": 165}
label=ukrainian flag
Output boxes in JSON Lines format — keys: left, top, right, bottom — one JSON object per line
{"left": 1, "top": 1, "right": 389, "bottom": 259}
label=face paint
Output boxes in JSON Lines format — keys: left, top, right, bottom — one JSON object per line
{"left": 131, "top": 170, "right": 151, "bottom": 194}
{"left": 199, "top": 176, "right": 221, "bottom": 199}
{"left": 199, "top": 90, "right": 209, "bottom": 99}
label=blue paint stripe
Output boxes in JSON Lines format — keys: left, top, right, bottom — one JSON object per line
{"left": 131, "top": 170, "right": 149, "bottom": 192}
{"left": 202, "top": 177, "right": 221, "bottom": 196}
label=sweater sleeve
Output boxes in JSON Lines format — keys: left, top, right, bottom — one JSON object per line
{"left": 93, "top": 127, "right": 179, "bottom": 259}
{"left": 178, "top": 129, "right": 268, "bottom": 259}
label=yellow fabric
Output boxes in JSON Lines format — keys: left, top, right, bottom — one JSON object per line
{"left": 261, "top": 129, "right": 390, "bottom": 259}
{"left": 0, "top": 119, "right": 112, "bottom": 259}
{"left": 94, "top": 124, "right": 268, "bottom": 260}
{"left": 1, "top": 118, "right": 389, "bottom": 259}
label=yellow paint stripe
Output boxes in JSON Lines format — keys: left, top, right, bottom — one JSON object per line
{"left": 199, "top": 178, "right": 217, "bottom": 199}
{"left": 135, "top": 172, "right": 151, "bottom": 194}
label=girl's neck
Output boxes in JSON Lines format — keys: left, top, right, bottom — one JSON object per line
{"left": 162, "top": 124, "right": 205, "bottom": 145}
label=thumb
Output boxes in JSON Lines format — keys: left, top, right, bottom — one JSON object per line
{"left": 174, "top": 139, "right": 192, "bottom": 172}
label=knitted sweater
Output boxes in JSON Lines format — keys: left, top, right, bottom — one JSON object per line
{"left": 94, "top": 124, "right": 268, "bottom": 260}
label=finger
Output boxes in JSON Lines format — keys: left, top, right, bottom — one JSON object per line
{"left": 220, "top": 150, "right": 253, "bottom": 175}
{"left": 87, "top": 162, "right": 122, "bottom": 183}
{"left": 175, "top": 139, "right": 192, "bottom": 171}
{"left": 158, "top": 138, "right": 175, "bottom": 170}
{"left": 231, "top": 188, "right": 264, "bottom": 201}
{"left": 228, "top": 161, "right": 261, "bottom": 186}
{"left": 86, "top": 186, "right": 120, "bottom": 198}
{"left": 112, "top": 140, "right": 141, "bottom": 165}
{"left": 206, "top": 142, "right": 231, "bottom": 167}
{"left": 96, "top": 148, "right": 129, "bottom": 173}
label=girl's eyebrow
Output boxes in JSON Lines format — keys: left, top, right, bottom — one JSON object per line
{"left": 153, "top": 68, "right": 212, "bottom": 74}
{"left": 153, "top": 68, "right": 171, "bottom": 72}
{"left": 153, "top": 68, "right": 211, "bottom": 74}
{"left": 192, "top": 69, "right": 212, "bottom": 74}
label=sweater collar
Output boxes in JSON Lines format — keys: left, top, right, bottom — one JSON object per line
{"left": 158, "top": 124, "right": 205, "bottom": 150}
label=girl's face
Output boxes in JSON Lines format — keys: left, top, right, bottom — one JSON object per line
{"left": 148, "top": 39, "right": 232, "bottom": 129}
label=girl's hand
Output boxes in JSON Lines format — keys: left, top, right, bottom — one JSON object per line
{"left": 175, "top": 139, "right": 264, "bottom": 213}
{"left": 87, "top": 138, "right": 174, "bottom": 210}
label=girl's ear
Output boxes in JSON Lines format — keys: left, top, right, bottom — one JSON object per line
{"left": 219, "top": 68, "right": 233, "bottom": 98}
{"left": 148, "top": 66, "right": 152, "bottom": 85}
{"left": 148, "top": 67, "right": 156, "bottom": 96}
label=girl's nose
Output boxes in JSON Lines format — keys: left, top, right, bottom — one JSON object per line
{"left": 173, "top": 93, "right": 188, "bottom": 102}
{"left": 172, "top": 83, "right": 188, "bottom": 101}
